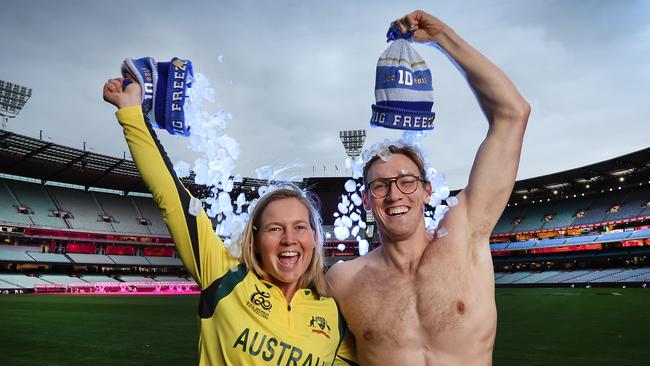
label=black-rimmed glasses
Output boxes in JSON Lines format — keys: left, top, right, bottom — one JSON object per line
{"left": 367, "top": 175, "right": 424, "bottom": 199}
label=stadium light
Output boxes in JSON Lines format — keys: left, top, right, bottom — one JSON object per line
{"left": 0, "top": 80, "right": 32, "bottom": 129}
{"left": 339, "top": 130, "right": 366, "bottom": 159}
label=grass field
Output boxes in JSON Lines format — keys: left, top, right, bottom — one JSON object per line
{"left": 0, "top": 288, "right": 648, "bottom": 365}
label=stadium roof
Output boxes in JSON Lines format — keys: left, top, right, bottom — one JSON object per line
{"left": 0, "top": 130, "right": 301, "bottom": 196}
{"left": 1, "top": 129, "right": 648, "bottom": 200}
{"left": 0, "top": 130, "right": 198, "bottom": 194}
{"left": 509, "top": 147, "right": 650, "bottom": 204}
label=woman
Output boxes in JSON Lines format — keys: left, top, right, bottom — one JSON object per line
{"left": 103, "top": 78, "right": 356, "bottom": 365}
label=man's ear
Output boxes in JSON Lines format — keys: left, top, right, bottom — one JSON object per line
{"left": 362, "top": 190, "right": 371, "bottom": 212}
{"left": 423, "top": 181, "right": 432, "bottom": 203}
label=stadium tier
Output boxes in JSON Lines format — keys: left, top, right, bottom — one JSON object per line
{"left": 1, "top": 131, "right": 649, "bottom": 289}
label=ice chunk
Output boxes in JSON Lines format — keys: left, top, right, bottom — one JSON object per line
{"left": 436, "top": 186, "right": 450, "bottom": 199}
{"left": 218, "top": 191, "right": 233, "bottom": 214}
{"left": 344, "top": 179, "right": 357, "bottom": 193}
{"left": 358, "top": 221, "right": 367, "bottom": 229}
{"left": 358, "top": 239, "right": 369, "bottom": 256}
{"left": 437, "top": 227, "right": 448, "bottom": 238}
{"left": 337, "top": 202, "right": 349, "bottom": 215}
{"left": 325, "top": 232, "right": 331, "bottom": 239}
{"left": 334, "top": 226, "right": 350, "bottom": 241}
{"left": 341, "top": 215, "right": 353, "bottom": 228}
{"left": 350, "top": 212, "right": 360, "bottom": 222}
{"left": 236, "top": 193, "right": 247, "bottom": 207}
{"left": 258, "top": 185, "right": 268, "bottom": 197}
{"left": 188, "top": 197, "right": 203, "bottom": 217}
{"left": 345, "top": 157, "right": 352, "bottom": 169}
{"left": 433, "top": 205, "right": 449, "bottom": 220}
{"left": 256, "top": 166, "right": 274, "bottom": 180}
{"left": 337, "top": 244, "right": 346, "bottom": 251}
{"left": 351, "top": 226, "right": 360, "bottom": 237}
{"left": 223, "top": 179, "right": 234, "bottom": 193}
{"left": 446, "top": 196, "right": 459, "bottom": 207}
{"left": 377, "top": 146, "right": 391, "bottom": 161}
{"left": 174, "top": 160, "right": 191, "bottom": 178}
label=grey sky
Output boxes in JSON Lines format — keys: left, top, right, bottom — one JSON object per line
{"left": 2, "top": 0, "right": 649, "bottom": 189}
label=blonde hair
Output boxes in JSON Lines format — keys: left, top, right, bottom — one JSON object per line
{"left": 239, "top": 185, "right": 327, "bottom": 296}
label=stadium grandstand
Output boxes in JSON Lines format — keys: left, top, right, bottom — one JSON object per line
{"left": 1, "top": 128, "right": 649, "bottom": 294}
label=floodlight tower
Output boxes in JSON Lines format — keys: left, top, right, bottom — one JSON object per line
{"left": 339, "top": 130, "right": 366, "bottom": 159}
{"left": 0, "top": 80, "right": 33, "bottom": 129}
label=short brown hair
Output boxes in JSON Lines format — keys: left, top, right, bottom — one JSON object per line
{"left": 238, "top": 185, "right": 327, "bottom": 296}
{"left": 362, "top": 144, "right": 429, "bottom": 185}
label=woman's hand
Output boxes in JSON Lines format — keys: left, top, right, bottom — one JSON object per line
{"left": 103, "top": 77, "right": 142, "bottom": 109}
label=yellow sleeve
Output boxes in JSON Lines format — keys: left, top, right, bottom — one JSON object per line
{"left": 116, "top": 105, "right": 239, "bottom": 288}
{"left": 334, "top": 328, "right": 359, "bottom": 366}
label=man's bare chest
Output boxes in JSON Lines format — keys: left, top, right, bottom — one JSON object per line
{"left": 341, "top": 263, "right": 471, "bottom": 344}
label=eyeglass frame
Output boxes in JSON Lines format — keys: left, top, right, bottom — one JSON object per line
{"left": 366, "top": 174, "right": 426, "bottom": 199}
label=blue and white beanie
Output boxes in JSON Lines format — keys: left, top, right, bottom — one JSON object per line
{"left": 370, "top": 36, "right": 435, "bottom": 131}
{"left": 121, "top": 57, "right": 193, "bottom": 136}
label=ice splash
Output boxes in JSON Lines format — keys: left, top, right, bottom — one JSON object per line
{"left": 333, "top": 130, "right": 458, "bottom": 255}
{"left": 179, "top": 73, "right": 307, "bottom": 259}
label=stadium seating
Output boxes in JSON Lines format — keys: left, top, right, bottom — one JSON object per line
{"left": 109, "top": 255, "right": 150, "bottom": 266}
{"left": 154, "top": 276, "right": 193, "bottom": 282}
{"left": 567, "top": 269, "right": 624, "bottom": 283}
{"left": 541, "top": 199, "right": 591, "bottom": 230}
{"left": 603, "top": 190, "right": 648, "bottom": 221}
{"left": 131, "top": 196, "right": 169, "bottom": 236}
{"left": 145, "top": 256, "right": 183, "bottom": 266}
{"left": 0, "top": 278, "right": 20, "bottom": 289}
{"left": 0, "top": 179, "right": 33, "bottom": 225}
{"left": 571, "top": 192, "right": 627, "bottom": 226}
{"left": 39, "top": 274, "right": 86, "bottom": 286}
{"left": 535, "top": 238, "right": 567, "bottom": 248}
{"left": 0, "top": 274, "right": 50, "bottom": 288}
{"left": 26, "top": 252, "right": 71, "bottom": 263}
{"left": 47, "top": 186, "right": 112, "bottom": 232}
{"left": 94, "top": 192, "right": 150, "bottom": 235}
{"left": 506, "top": 240, "right": 537, "bottom": 250}
{"left": 563, "top": 235, "right": 598, "bottom": 245}
{"left": 628, "top": 228, "right": 650, "bottom": 239}
{"left": 0, "top": 249, "right": 35, "bottom": 262}
{"left": 489, "top": 243, "right": 509, "bottom": 250}
{"left": 589, "top": 268, "right": 650, "bottom": 283}
{"left": 595, "top": 231, "right": 632, "bottom": 243}
{"left": 536, "top": 270, "right": 592, "bottom": 284}
{"left": 5, "top": 179, "right": 67, "bottom": 228}
{"left": 66, "top": 253, "right": 114, "bottom": 265}
{"left": 119, "top": 275, "right": 156, "bottom": 283}
{"left": 492, "top": 206, "right": 526, "bottom": 234}
{"left": 79, "top": 275, "right": 120, "bottom": 283}
{"left": 510, "top": 205, "right": 551, "bottom": 232}
{"left": 495, "top": 272, "right": 533, "bottom": 284}
{"left": 512, "top": 271, "right": 562, "bottom": 284}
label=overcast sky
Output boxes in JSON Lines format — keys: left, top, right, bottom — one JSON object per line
{"left": 2, "top": 0, "right": 649, "bottom": 189}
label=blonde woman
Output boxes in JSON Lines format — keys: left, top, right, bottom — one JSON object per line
{"left": 103, "top": 77, "right": 356, "bottom": 366}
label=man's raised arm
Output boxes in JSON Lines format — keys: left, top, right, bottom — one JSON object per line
{"left": 396, "top": 10, "right": 531, "bottom": 238}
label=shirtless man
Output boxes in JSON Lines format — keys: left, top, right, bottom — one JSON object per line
{"left": 327, "top": 10, "right": 530, "bottom": 366}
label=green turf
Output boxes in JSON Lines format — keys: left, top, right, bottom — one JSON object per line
{"left": 494, "top": 288, "right": 650, "bottom": 366}
{"left": 0, "top": 295, "right": 198, "bottom": 365}
{"left": 0, "top": 288, "right": 649, "bottom": 365}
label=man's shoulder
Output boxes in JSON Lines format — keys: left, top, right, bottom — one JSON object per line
{"left": 326, "top": 255, "right": 371, "bottom": 290}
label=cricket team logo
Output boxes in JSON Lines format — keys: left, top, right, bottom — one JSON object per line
{"left": 309, "top": 316, "right": 331, "bottom": 339}
{"left": 247, "top": 285, "right": 272, "bottom": 319}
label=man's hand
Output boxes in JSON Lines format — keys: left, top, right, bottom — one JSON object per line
{"left": 103, "top": 77, "right": 142, "bottom": 109}
{"left": 392, "top": 10, "right": 447, "bottom": 44}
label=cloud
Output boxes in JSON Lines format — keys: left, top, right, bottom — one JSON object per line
{"left": 2, "top": 0, "right": 648, "bottom": 190}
